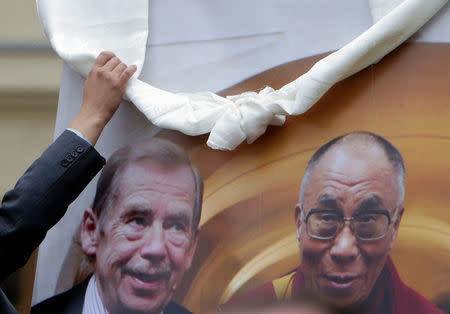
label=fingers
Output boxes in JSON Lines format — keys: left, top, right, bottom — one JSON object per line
{"left": 112, "top": 63, "right": 127, "bottom": 75}
{"left": 94, "top": 51, "right": 115, "bottom": 67}
{"left": 78, "top": 52, "right": 137, "bottom": 144}
{"left": 93, "top": 51, "right": 137, "bottom": 86}
{"left": 104, "top": 56, "right": 122, "bottom": 72}
{"left": 119, "top": 65, "right": 138, "bottom": 85}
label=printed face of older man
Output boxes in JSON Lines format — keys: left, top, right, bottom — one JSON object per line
{"left": 82, "top": 159, "right": 197, "bottom": 314}
{"left": 295, "top": 140, "right": 404, "bottom": 308}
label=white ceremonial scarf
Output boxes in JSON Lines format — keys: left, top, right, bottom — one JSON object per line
{"left": 36, "top": 0, "right": 448, "bottom": 150}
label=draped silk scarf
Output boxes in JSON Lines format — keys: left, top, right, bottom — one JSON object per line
{"left": 36, "top": 0, "right": 447, "bottom": 150}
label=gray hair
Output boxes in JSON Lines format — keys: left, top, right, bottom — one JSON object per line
{"left": 92, "top": 137, "right": 203, "bottom": 234}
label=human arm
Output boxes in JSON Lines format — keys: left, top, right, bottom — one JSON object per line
{"left": 0, "top": 52, "right": 136, "bottom": 280}
{"left": 69, "top": 51, "right": 137, "bottom": 145}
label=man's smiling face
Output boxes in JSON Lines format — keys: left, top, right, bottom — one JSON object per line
{"left": 85, "top": 159, "right": 197, "bottom": 314}
{"left": 296, "top": 140, "right": 403, "bottom": 308}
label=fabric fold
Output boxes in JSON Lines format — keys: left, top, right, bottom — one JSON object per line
{"left": 37, "top": 0, "right": 448, "bottom": 150}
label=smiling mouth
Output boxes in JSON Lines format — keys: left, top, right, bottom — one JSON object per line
{"left": 325, "top": 275, "right": 359, "bottom": 284}
{"left": 323, "top": 274, "right": 362, "bottom": 290}
{"left": 124, "top": 270, "right": 171, "bottom": 288}
{"left": 127, "top": 272, "right": 170, "bottom": 282}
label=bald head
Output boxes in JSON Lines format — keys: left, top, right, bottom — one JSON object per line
{"left": 299, "top": 132, "right": 405, "bottom": 206}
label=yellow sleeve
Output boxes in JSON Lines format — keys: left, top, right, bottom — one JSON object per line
{"left": 272, "top": 272, "right": 296, "bottom": 302}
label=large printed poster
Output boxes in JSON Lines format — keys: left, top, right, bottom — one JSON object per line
{"left": 33, "top": 1, "right": 449, "bottom": 313}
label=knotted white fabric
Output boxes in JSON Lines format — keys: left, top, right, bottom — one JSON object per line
{"left": 37, "top": 0, "right": 447, "bottom": 150}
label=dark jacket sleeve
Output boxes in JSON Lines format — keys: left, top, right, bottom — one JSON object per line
{"left": 0, "top": 130, "right": 105, "bottom": 280}
{"left": 31, "top": 276, "right": 90, "bottom": 314}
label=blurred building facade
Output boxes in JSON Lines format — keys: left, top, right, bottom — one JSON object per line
{"left": 0, "top": 1, "right": 61, "bottom": 312}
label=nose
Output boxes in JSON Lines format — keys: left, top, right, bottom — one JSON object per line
{"left": 330, "top": 223, "right": 358, "bottom": 263}
{"left": 140, "top": 223, "right": 167, "bottom": 263}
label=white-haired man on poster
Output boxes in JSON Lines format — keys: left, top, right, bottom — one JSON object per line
{"left": 32, "top": 121, "right": 203, "bottom": 314}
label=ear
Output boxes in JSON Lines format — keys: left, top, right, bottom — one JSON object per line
{"left": 295, "top": 204, "right": 302, "bottom": 245}
{"left": 389, "top": 207, "right": 404, "bottom": 250}
{"left": 184, "top": 231, "right": 199, "bottom": 270}
{"left": 81, "top": 208, "right": 100, "bottom": 256}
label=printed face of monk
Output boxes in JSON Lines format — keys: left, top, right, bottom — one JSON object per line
{"left": 83, "top": 159, "right": 197, "bottom": 314}
{"left": 295, "top": 141, "right": 403, "bottom": 308}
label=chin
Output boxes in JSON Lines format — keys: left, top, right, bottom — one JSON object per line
{"left": 320, "top": 293, "right": 368, "bottom": 310}
{"left": 315, "top": 286, "right": 366, "bottom": 309}
{"left": 325, "top": 297, "right": 359, "bottom": 309}
{"left": 119, "top": 296, "right": 167, "bottom": 314}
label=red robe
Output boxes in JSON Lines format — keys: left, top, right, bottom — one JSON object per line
{"left": 220, "top": 257, "right": 444, "bottom": 314}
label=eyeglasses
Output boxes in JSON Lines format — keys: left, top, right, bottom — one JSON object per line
{"left": 301, "top": 208, "right": 398, "bottom": 241}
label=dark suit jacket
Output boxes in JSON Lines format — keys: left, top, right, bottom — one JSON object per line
{"left": 32, "top": 276, "right": 192, "bottom": 314}
{"left": 0, "top": 130, "right": 105, "bottom": 314}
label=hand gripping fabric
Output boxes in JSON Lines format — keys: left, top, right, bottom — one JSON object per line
{"left": 37, "top": 0, "right": 448, "bottom": 150}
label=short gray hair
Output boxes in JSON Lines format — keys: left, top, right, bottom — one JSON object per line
{"left": 92, "top": 137, "right": 203, "bottom": 234}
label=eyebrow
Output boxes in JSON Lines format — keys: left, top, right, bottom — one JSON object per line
{"left": 357, "top": 195, "right": 384, "bottom": 210}
{"left": 317, "top": 195, "right": 340, "bottom": 209}
{"left": 121, "top": 207, "right": 154, "bottom": 219}
{"left": 166, "top": 212, "right": 191, "bottom": 223}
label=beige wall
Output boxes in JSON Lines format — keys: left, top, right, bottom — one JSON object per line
{"left": 0, "top": 1, "right": 61, "bottom": 312}
{"left": 0, "top": 0, "right": 60, "bottom": 191}
{"left": 0, "top": 105, "right": 57, "bottom": 195}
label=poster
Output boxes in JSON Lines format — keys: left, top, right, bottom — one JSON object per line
{"left": 33, "top": 1, "right": 449, "bottom": 313}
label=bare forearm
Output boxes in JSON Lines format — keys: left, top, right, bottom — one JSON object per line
{"left": 69, "top": 51, "right": 137, "bottom": 145}
{"left": 69, "top": 110, "right": 109, "bottom": 146}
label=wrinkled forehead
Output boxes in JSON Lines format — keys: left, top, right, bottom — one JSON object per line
{"left": 115, "top": 159, "right": 196, "bottom": 208}
{"left": 321, "top": 141, "right": 392, "bottom": 177}
{"left": 304, "top": 142, "right": 399, "bottom": 206}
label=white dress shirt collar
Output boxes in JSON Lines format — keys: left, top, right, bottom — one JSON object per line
{"left": 82, "top": 275, "right": 165, "bottom": 314}
{"left": 82, "top": 275, "right": 109, "bottom": 314}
